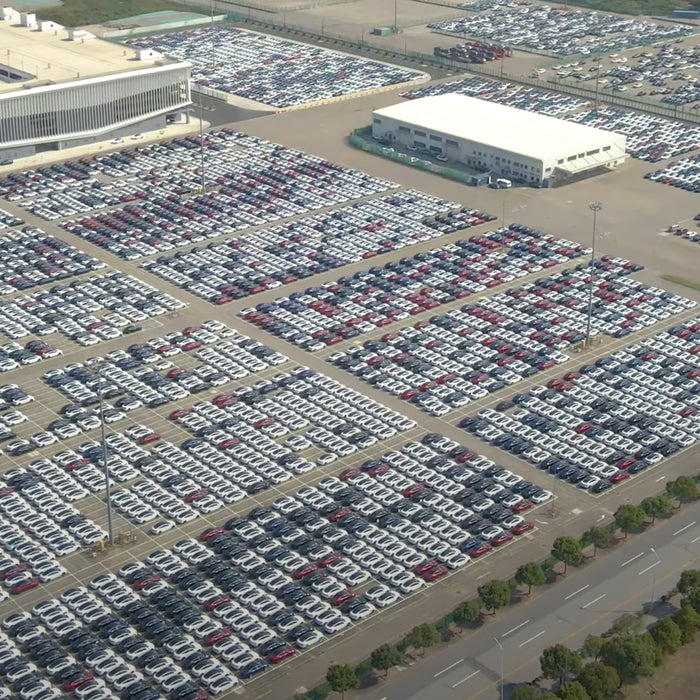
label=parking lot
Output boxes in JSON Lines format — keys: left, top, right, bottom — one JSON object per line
{"left": 128, "top": 26, "right": 429, "bottom": 109}
{"left": 429, "top": 4, "right": 693, "bottom": 56}
{"left": 646, "top": 152, "right": 700, "bottom": 191}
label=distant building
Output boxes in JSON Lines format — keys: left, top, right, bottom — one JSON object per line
{"left": 372, "top": 93, "right": 627, "bottom": 187}
{"left": 0, "top": 7, "right": 191, "bottom": 161}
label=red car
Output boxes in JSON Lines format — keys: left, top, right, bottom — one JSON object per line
{"left": 0, "top": 565, "right": 27, "bottom": 580}
{"left": 330, "top": 590, "right": 356, "bottom": 606}
{"left": 422, "top": 564, "right": 449, "bottom": 582}
{"left": 413, "top": 559, "right": 439, "bottom": 576}
{"left": 204, "top": 628, "right": 232, "bottom": 646}
{"left": 491, "top": 532, "right": 514, "bottom": 547}
{"left": 367, "top": 464, "right": 390, "bottom": 477}
{"left": 317, "top": 552, "right": 342, "bottom": 568}
{"left": 616, "top": 456, "right": 637, "bottom": 470}
{"left": 403, "top": 483, "right": 426, "bottom": 498}
{"left": 217, "top": 438, "right": 240, "bottom": 450}
{"left": 133, "top": 576, "right": 160, "bottom": 591}
{"left": 328, "top": 507, "right": 352, "bottom": 522}
{"left": 63, "top": 673, "right": 94, "bottom": 691}
{"left": 292, "top": 563, "right": 318, "bottom": 580}
{"left": 512, "top": 521, "right": 535, "bottom": 535}
{"left": 466, "top": 543, "right": 493, "bottom": 558}
{"left": 199, "top": 527, "right": 225, "bottom": 541}
{"left": 138, "top": 433, "right": 160, "bottom": 445}
{"left": 182, "top": 341, "right": 203, "bottom": 351}
{"left": 10, "top": 578, "right": 39, "bottom": 594}
{"left": 182, "top": 326, "right": 200, "bottom": 336}
{"left": 168, "top": 408, "right": 190, "bottom": 420}
{"left": 269, "top": 645, "right": 296, "bottom": 664}
{"left": 204, "top": 596, "right": 230, "bottom": 612}
{"left": 339, "top": 468, "right": 361, "bottom": 481}
{"left": 510, "top": 500, "right": 533, "bottom": 513}
{"left": 611, "top": 472, "right": 631, "bottom": 484}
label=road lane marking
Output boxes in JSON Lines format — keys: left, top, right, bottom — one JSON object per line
{"left": 564, "top": 584, "right": 590, "bottom": 600}
{"left": 519, "top": 630, "right": 545, "bottom": 647}
{"left": 451, "top": 670, "right": 480, "bottom": 688}
{"left": 655, "top": 475, "right": 666, "bottom": 482}
{"left": 691, "top": 535, "right": 700, "bottom": 544}
{"left": 621, "top": 552, "right": 644, "bottom": 567}
{"left": 434, "top": 659, "right": 464, "bottom": 677}
{"left": 638, "top": 561, "right": 660, "bottom": 575}
{"left": 673, "top": 521, "right": 696, "bottom": 537}
{"left": 582, "top": 593, "right": 606, "bottom": 609}
{"left": 502, "top": 619, "right": 530, "bottom": 637}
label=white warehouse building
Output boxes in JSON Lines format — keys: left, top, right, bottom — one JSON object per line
{"left": 372, "top": 93, "right": 627, "bottom": 187}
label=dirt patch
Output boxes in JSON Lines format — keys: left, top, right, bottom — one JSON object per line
{"left": 622, "top": 636, "right": 700, "bottom": 699}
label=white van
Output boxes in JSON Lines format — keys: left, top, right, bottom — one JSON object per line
{"left": 489, "top": 178, "right": 512, "bottom": 189}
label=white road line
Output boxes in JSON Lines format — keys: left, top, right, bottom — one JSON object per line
{"left": 621, "top": 552, "right": 644, "bottom": 567}
{"left": 638, "top": 561, "right": 661, "bottom": 576}
{"left": 691, "top": 535, "right": 700, "bottom": 544}
{"left": 582, "top": 593, "right": 606, "bottom": 609}
{"left": 434, "top": 659, "right": 464, "bottom": 677}
{"left": 655, "top": 475, "right": 667, "bottom": 482}
{"left": 673, "top": 521, "right": 696, "bottom": 537}
{"left": 519, "top": 630, "right": 545, "bottom": 647}
{"left": 502, "top": 619, "right": 530, "bottom": 637}
{"left": 450, "top": 670, "right": 480, "bottom": 688}
{"left": 564, "top": 584, "right": 590, "bottom": 601}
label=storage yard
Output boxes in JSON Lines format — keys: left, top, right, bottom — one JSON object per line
{"left": 0, "top": 1, "right": 699, "bottom": 700}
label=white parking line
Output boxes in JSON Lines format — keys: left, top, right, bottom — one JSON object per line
{"left": 502, "top": 619, "right": 530, "bottom": 637}
{"left": 519, "top": 630, "right": 545, "bottom": 647}
{"left": 582, "top": 593, "right": 606, "bottom": 609}
{"left": 564, "top": 584, "right": 589, "bottom": 600}
{"left": 673, "top": 521, "right": 696, "bottom": 537}
{"left": 450, "top": 670, "right": 480, "bottom": 688}
{"left": 638, "top": 561, "right": 660, "bottom": 576}
{"left": 691, "top": 535, "right": 700, "bottom": 544}
{"left": 621, "top": 552, "right": 644, "bottom": 567}
{"left": 434, "top": 659, "right": 464, "bottom": 677}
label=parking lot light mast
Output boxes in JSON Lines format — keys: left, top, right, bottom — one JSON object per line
{"left": 98, "top": 366, "right": 114, "bottom": 545}
{"left": 585, "top": 202, "right": 602, "bottom": 347}
{"left": 650, "top": 547, "right": 661, "bottom": 608}
{"left": 494, "top": 637, "right": 504, "bottom": 700}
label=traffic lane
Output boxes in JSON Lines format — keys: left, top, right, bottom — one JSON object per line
{"left": 367, "top": 506, "right": 700, "bottom": 700}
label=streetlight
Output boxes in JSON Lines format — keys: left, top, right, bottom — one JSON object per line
{"left": 95, "top": 363, "right": 114, "bottom": 545}
{"left": 650, "top": 547, "right": 661, "bottom": 609}
{"left": 494, "top": 637, "right": 504, "bottom": 700}
{"left": 585, "top": 202, "right": 602, "bottom": 348}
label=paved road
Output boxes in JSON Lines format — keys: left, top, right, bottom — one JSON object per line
{"left": 363, "top": 504, "right": 700, "bottom": 700}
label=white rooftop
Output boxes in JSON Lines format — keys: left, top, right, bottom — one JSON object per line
{"left": 374, "top": 93, "right": 621, "bottom": 161}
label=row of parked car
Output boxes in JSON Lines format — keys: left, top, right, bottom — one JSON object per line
{"left": 239, "top": 224, "right": 588, "bottom": 351}
{"left": 129, "top": 27, "right": 428, "bottom": 109}
{"left": 143, "top": 191, "right": 493, "bottom": 306}
{"left": 0, "top": 270, "right": 184, "bottom": 349}
{"left": 645, "top": 153, "right": 700, "bottom": 192}
{"left": 430, "top": 4, "right": 692, "bottom": 56}
{"left": 0, "top": 428, "right": 548, "bottom": 699}
{"left": 461, "top": 316, "right": 700, "bottom": 494}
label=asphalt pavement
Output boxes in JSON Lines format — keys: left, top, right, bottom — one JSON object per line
{"left": 361, "top": 504, "right": 700, "bottom": 700}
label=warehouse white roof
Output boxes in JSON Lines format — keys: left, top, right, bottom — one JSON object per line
{"left": 374, "top": 93, "right": 623, "bottom": 161}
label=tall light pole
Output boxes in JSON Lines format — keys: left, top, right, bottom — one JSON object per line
{"left": 394, "top": 0, "right": 398, "bottom": 33}
{"left": 650, "top": 547, "right": 661, "bottom": 608}
{"left": 585, "top": 202, "right": 602, "bottom": 348}
{"left": 494, "top": 637, "right": 504, "bottom": 700}
{"left": 198, "top": 93, "right": 205, "bottom": 194}
{"left": 97, "top": 364, "right": 114, "bottom": 545}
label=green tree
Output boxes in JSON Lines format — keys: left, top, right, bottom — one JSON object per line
{"left": 640, "top": 494, "right": 674, "bottom": 522}
{"left": 369, "top": 644, "right": 402, "bottom": 678}
{"left": 614, "top": 504, "right": 646, "bottom": 538}
{"left": 478, "top": 579, "right": 511, "bottom": 614}
{"left": 453, "top": 600, "right": 482, "bottom": 632}
{"left": 511, "top": 686, "right": 558, "bottom": 700}
{"left": 557, "top": 681, "right": 590, "bottom": 700}
{"left": 405, "top": 623, "right": 440, "bottom": 656}
{"left": 666, "top": 475, "right": 700, "bottom": 503}
{"left": 677, "top": 569, "right": 700, "bottom": 595}
{"left": 671, "top": 604, "right": 700, "bottom": 644}
{"left": 600, "top": 633, "right": 658, "bottom": 683}
{"left": 650, "top": 617, "right": 683, "bottom": 655}
{"left": 609, "top": 613, "right": 642, "bottom": 638}
{"left": 326, "top": 664, "right": 359, "bottom": 699}
{"left": 515, "top": 562, "right": 546, "bottom": 594}
{"left": 583, "top": 525, "right": 615, "bottom": 556}
{"left": 551, "top": 536, "right": 583, "bottom": 574}
{"left": 582, "top": 635, "right": 605, "bottom": 661}
{"left": 577, "top": 662, "right": 620, "bottom": 699}
{"left": 540, "top": 644, "right": 583, "bottom": 686}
